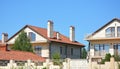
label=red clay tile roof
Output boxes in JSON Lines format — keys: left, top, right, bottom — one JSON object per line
{"left": 28, "top": 25, "right": 84, "bottom": 46}
{"left": 0, "top": 50, "right": 45, "bottom": 62}
{"left": 7, "top": 25, "right": 84, "bottom": 46}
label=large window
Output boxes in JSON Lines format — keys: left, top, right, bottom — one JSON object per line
{"left": 117, "top": 27, "right": 120, "bottom": 37}
{"left": 94, "top": 44, "right": 110, "bottom": 56}
{"left": 94, "top": 44, "right": 99, "bottom": 51}
{"left": 28, "top": 32, "right": 36, "bottom": 41}
{"left": 104, "top": 44, "right": 110, "bottom": 53}
{"left": 34, "top": 46, "right": 42, "bottom": 56}
{"left": 106, "top": 27, "right": 115, "bottom": 37}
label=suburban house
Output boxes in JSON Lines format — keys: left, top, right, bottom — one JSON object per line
{"left": 6, "top": 20, "right": 84, "bottom": 59}
{"left": 0, "top": 41, "right": 45, "bottom": 66}
{"left": 85, "top": 18, "right": 120, "bottom": 61}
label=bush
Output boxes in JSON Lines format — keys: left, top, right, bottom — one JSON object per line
{"left": 112, "top": 55, "right": 120, "bottom": 61}
{"left": 100, "top": 53, "right": 111, "bottom": 64}
{"left": 100, "top": 59, "right": 105, "bottom": 64}
{"left": 104, "top": 53, "right": 111, "bottom": 61}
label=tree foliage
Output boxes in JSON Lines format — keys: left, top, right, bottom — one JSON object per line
{"left": 81, "top": 47, "right": 87, "bottom": 59}
{"left": 12, "top": 31, "right": 33, "bottom": 52}
{"left": 52, "top": 52, "right": 62, "bottom": 65}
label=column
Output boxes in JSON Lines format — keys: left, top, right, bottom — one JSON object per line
{"left": 90, "top": 44, "right": 94, "bottom": 57}
{"left": 109, "top": 43, "right": 114, "bottom": 56}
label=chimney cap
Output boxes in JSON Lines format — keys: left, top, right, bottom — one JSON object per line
{"left": 70, "top": 26, "right": 75, "bottom": 28}
{"left": 48, "top": 20, "right": 53, "bottom": 24}
{"left": 2, "top": 33, "right": 8, "bottom": 36}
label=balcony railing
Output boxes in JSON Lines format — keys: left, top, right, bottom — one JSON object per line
{"left": 94, "top": 51, "right": 108, "bottom": 57}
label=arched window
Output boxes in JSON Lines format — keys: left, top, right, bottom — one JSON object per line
{"left": 28, "top": 32, "right": 36, "bottom": 41}
{"left": 105, "top": 27, "right": 115, "bottom": 37}
{"left": 117, "top": 27, "right": 120, "bottom": 37}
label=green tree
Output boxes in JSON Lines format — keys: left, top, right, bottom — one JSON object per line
{"left": 52, "top": 52, "right": 61, "bottom": 65}
{"left": 12, "top": 31, "right": 33, "bottom": 52}
{"left": 81, "top": 47, "right": 87, "bottom": 59}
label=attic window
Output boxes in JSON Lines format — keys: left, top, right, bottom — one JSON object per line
{"left": 105, "top": 27, "right": 115, "bottom": 37}
{"left": 28, "top": 32, "right": 36, "bottom": 41}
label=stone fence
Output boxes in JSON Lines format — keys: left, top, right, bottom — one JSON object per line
{"left": 1, "top": 57, "right": 120, "bottom": 69}
{"left": 89, "top": 57, "right": 120, "bottom": 69}
{"left": 0, "top": 59, "right": 70, "bottom": 69}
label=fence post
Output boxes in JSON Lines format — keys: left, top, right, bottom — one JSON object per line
{"left": 89, "top": 58, "right": 92, "bottom": 69}
{"left": 27, "top": 59, "right": 32, "bottom": 69}
{"left": 8, "top": 60, "right": 14, "bottom": 69}
{"left": 66, "top": 58, "right": 70, "bottom": 69}
{"left": 63, "top": 62, "right": 67, "bottom": 69}
{"left": 110, "top": 57, "right": 115, "bottom": 69}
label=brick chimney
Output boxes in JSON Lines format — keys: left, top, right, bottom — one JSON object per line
{"left": 47, "top": 20, "right": 53, "bottom": 38}
{"left": 2, "top": 33, "right": 8, "bottom": 43}
{"left": 69, "top": 26, "right": 75, "bottom": 42}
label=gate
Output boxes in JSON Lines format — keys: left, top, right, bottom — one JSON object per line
{"left": 70, "top": 59, "right": 88, "bottom": 69}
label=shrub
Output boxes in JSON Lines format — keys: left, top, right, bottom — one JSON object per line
{"left": 104, "top": 53, "right": 111, "bottom": 61}
{"left": 100, "top": 53, "right": 111, "bottom": 64}
{"left": 113, "top": 55, "right": 120, "bottom": 61}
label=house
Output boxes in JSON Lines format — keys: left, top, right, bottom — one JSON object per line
{"left": 0, "top": 41, "right": 45, "bottom": 66}
{"left": 6, "top": 20, "right": 84, "bottom": 59}
{"left": 85, "top": 18, "right": 120, "bottom": 61}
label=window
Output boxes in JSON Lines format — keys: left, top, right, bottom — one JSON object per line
{"left": 118, "top": 44, "right": 120, "bottom": 52}
{"left": 28, "top": 32, "right": 36, "bottom": 41}
{"left": 71, "top": 48, "right": 73, "bottom": 56}
{"left": 106, "top": 27, "right": 115, "bottom": 37}
{"left": 94, "top": 44, "right": 99, "bottom": 51}
{"left": 117, "top": 27, "right": 120, "bottom": 37}
{"left": 34, "top": 46, "right": 42, "bottom": 55}
{"left": 60, "top": 47, "right": 62, "bottom": 54}
{"left": 104, "top": 44, "right": 110, "bottom": 53}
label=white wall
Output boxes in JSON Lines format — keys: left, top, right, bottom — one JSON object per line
{"left": 91, "top": 21, "right": 120, "bottom": 39}
{"left": 7, "top": 27, "right": 48, "bottom": 44}
{"left": 41, "top": 46, "right": 49, "bottom": 58}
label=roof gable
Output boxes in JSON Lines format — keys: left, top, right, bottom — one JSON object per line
{"left": 7, "top": 25, "right": 84, "bottom": 46}
{"left": 92, "top": 18, "right": 120, "bottom": 36}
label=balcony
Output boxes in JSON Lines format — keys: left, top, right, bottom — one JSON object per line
{"left": 94, "top": 51, "right": 108, "bottom": 57}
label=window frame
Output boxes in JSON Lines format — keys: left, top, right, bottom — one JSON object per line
{"left": 28, "top": 32, "right": 36, "bottom": 41}
{"left": 117, "top": 26, "right": 120, "bottom": 37}
{"left": 105, "top": 27, "right": 115, "bottom": 37}
{"left": 34, "top": 46, "right": 42, "bottom": 56}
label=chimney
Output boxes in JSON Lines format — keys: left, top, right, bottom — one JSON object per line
{"left": 47, "top": 20, "right": 53, "bottom": 38}
{"left": 2, "top": 33, "right": 8, "bottom": 43}
{"left": 56, "top": 32, "right": 60, "bottom": 40}
{"left": 69, "top": 26, "right": 75, "bottom": 42}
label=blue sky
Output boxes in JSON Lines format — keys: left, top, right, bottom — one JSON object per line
{"left": 0, "top": 0, "right": 120, "bottom": 48}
